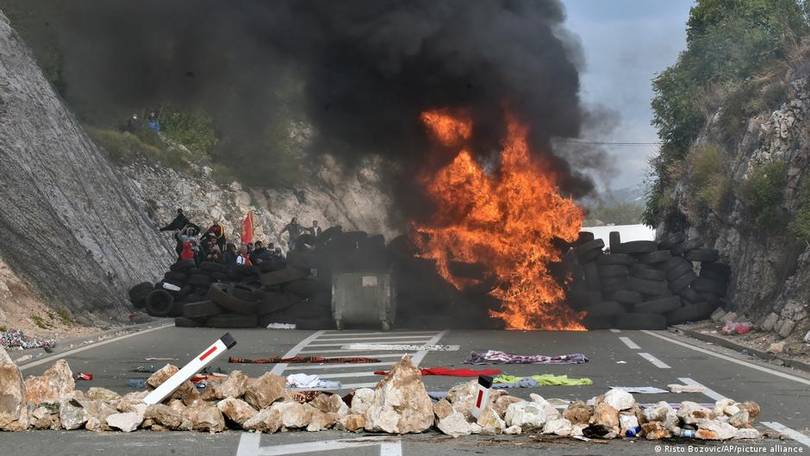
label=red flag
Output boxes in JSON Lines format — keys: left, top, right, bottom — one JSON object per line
{"left": 241, "top": 211, "right": 254, "bottom": 244}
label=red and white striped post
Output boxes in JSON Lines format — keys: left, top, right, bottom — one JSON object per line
{"left": 144, "top": 333, "right": 237, "bottom": 405}
{"left": 471, "top": 375, "right": 493, "bottom": 419}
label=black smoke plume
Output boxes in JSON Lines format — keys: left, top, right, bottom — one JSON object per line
{"left": 47, "top": 0, "right": 605, "bottom": 218}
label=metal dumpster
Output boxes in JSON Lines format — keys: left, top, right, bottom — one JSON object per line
{"left": 331, "top": 272, "right": 395, "bottom": 330}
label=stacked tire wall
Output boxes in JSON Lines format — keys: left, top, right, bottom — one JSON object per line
{"left": 128, "top": 227, "right": 389, "bottom": 329}
{"left": 569, "top": 231, "right": 731, "bottom": 330}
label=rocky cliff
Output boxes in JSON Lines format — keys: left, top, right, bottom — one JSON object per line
{"left": 0, "top": 10, "right": 396, "bottom": 325}
{"left": 666, "top": 70, "right": 810, "bottom": 338}
{"left": 0, "top": 11, "right": 172, "bottom": 323}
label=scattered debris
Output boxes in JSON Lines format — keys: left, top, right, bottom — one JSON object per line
{"left": 266, "top": 323, "right": 296, "bottom": 330}
{"left": 286, "top": 373, "right": 341, "bottom": 390}
{"left": 609, "top": 386, "right": 667, "bottom": 394}
{"left": 494, "top": 374, "right": 592, "bottom": 387}
{"left": 721, "top": 321, "right": 752, "bottom": 335}
{"left": 75, "top": 372, "right": 93, "bottom": 381}
{"left": 340, "top": 343, "right": 460, "bottom": 351}
{"left": 0, "top": 329, "right": 56, "bottom": 350}
{"left": 465, "top": 350, "right": 588, "bottom": 365}
{"left": 668, "top": 384, "right": 706, "bottom": 394}
{"left": 230, "top": 355, "right": 380, "bottom": 364}
{"left": 373, "top": 367, "right": 502, "bottom": 377}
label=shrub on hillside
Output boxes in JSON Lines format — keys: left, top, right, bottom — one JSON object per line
{"left": 739, "top": 160, "right": 788, "bottom": 232}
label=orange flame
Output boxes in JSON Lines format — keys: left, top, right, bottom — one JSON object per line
{"left": 412, "top": 109, "right": 585, "bottom": 330}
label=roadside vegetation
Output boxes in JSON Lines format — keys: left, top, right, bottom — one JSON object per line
{"left": 644, "top": 0, "right": 810, "bottom": 230}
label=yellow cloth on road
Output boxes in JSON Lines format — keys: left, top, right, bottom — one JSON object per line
{"left": 494, "top": 373, "right": 592, "bottom": 386}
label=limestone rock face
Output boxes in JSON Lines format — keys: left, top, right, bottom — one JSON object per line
{"left": 0, "top": 11, "right": 172, "bottom": 319}
{"left": 0, "top": 360, "right": 27, "bottom": 431}
{"left": 216, "top": 397, "right": 257, "bottom": 427}
{"left": 31, "top": 403, "right": 60, "bottom": 430}
{"left": 310, "top": 393, "right": 349, "bottom": 417}
{"left": 433, "top": 399, "right": 454, "bottom": 421}
{"left": 24, "top": 360, "right": 75, "bottom": 404}
{"left": 363, "top": 356, "right": 434, "bottom": 434}
{"left": 244, "top": 373, "right": 286, "bottom": 410}
{"left": 307, "top": 410, "right": 338, "bottom": 432}
{"left": 243, "top": 408, "right": 283, "bottom": 433}
{"left": 81, "top": 399, "right": 118, "bottom": 432}
{"left": 476, "top": 407, "right": 506, "bottom": 435}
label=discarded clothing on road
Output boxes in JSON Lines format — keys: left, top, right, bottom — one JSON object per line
{"left": 285, "top": 373, "right": 341, "bottom": 389}
{"left": 229, "top": 355, "right": 380, "bottom": 364}
{"left": 373, "top": 367, "right": 503, "bottom": 377}
{"left": 0, "top": 329, "right": 56, "bottom": 350}
{"left": 492, "top": 374, "right": 592, "bottom": 388}
{"left": 464, "top": 350, "right": 589, "bottom": 365}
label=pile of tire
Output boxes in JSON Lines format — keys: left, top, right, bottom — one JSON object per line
{"left": 127, "top": 226, "right": 390, "bottom": 329}
{"left": 568, "top": 230, "right": 731, "bottom": 330}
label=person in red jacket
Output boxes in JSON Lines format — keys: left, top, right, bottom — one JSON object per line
{"left": 179, "top": 240, "right": 195, "bottom": 262}
{"left": 203, "top": 220, "right": 226, "bottom": 250}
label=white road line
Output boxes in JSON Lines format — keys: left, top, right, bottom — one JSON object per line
{"left": 677, "top": 377, "right": 726, "bottom": 401}
{"left": 297, "top": 351, "right": 409, "bottom": 357}
{"left": 236, "top": 432, "right": 261, "bottom": 456}
{"left": 307, "top": 338, "right": 432, "bottom": 347}
{"left": 281, "top": 361, "right": 394, "bottom": 370}
{"left": 641, "top": 330, "right": 810, "bottom": 387}
{"left": 315, "top": 335, "right": 439, "bottom": 342}
{"left": 341, "top": 381, "right": 379, "bottom": 389}
{"left": 412, "top": 330, "right": 448, "bottom": 366}
{"left": 761, "top": 422, "right": 810, "bottom": 448}
{"left": 610, "top": 329, "right": 621, "bottom": 333}
{"left": 638, "top": 352, "right": 670, "bottom": 369}
{"left": 619, "top": 336, "right": 640, "bottom": 350}
{"left": 235, "top": 434, "right": 402, "bottom": 456}
{"left": 18, "top": 324, "right": 172, "bottom": 371}
{"left": 269, "top": 330, "right": 325, "bottom": 375}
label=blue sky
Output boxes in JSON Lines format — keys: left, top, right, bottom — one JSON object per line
{"left": 561, "top": 0, "right": 694, "bottom": 191}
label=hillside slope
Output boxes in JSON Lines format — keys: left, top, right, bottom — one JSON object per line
{"left": 0, "top": 11, "right": 171, "bottom": 323}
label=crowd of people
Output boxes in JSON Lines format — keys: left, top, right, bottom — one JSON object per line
{"left": 159, "top": 209, "right": 320, "bottom": 268}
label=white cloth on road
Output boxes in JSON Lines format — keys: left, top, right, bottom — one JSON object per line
{"left": 286, "top": 373, "right": 341, "bottom": 389}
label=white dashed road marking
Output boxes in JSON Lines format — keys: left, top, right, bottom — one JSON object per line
{"left": 235, "top": 434, "right": 403, "bottom": 456}
{"left": 609, "top": 329, "right": 621, "bottom": 333}
{"left": 761, "top": 422, "right": 810, "bottom": 448}
{"left": 618, "top": 336, "right": 640, "bottom": 349}
{"left": 677, "top": 377, "right": 726, "bottom": 401}
{"left": 641, "top": 330, "right": 810, "bottom": 386}
{"left": 638, "top": 352, "right": 670, "bottom": 369}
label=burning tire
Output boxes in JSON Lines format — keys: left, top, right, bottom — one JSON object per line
{"left": 145, "top": 290, "right": 175, "bottom": 317}
{"left": 576, "top": 231, "right": 595, "bottom": 245}
{"left": 600, "top": 277, "right": 628, "bottom": 294}
{"left": 206, "top": 313, "right": 258, "bottom": 328}
{"left": 685, "top": 248, "right": 719, "bottom": 262}
{"left": 614, "top": 313, "right": 667, "bottom": 330}
{"left": 633, "top": 296, "right": 681, "bottom": 314}
{"left": 586, "top": 301, "right": 624, "bottom": 317}
{"left": 183, "top": 300, "right": 222, "bottom": 319}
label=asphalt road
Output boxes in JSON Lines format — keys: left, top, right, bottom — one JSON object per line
{"left": 3, "top": 324, "right": 810, "bottom": 456}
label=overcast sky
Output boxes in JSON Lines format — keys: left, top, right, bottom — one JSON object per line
{"left": 562, "top": 0, "right": 694, "bottom": 191}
